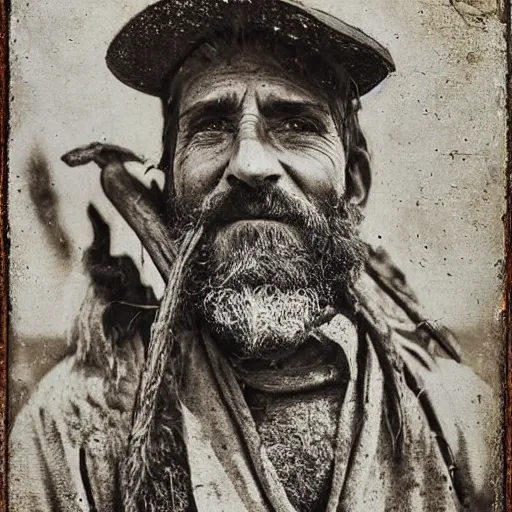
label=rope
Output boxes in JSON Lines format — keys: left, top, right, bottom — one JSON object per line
{"left": 122, "top": 225, "right": 203, "bottom": 512}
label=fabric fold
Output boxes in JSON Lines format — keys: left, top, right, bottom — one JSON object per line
{"left": 178, "top": 314, "right": 463, "bottom": 512}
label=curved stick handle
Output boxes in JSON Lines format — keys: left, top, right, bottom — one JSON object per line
{"left": 62, "top": 142, "right": 176, "bottom": 280}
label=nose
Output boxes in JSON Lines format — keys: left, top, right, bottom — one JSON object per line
{"left": 226, "top": 124, "right": 283, "bottom": 188}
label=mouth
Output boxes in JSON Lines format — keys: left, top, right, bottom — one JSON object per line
{"left": 217, "top": 212, "right": 287, "bottom": 226}
{"left": 215, "top": 218, "right": 301, "bottom": 246}
{"left": 229, "top": 218, "right": 284, "bottom": 225}
{"left": 216, "top": 218, "right": 287, "bottom": 235}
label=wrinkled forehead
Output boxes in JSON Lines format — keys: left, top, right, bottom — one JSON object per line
{"left": 178, "top": 51, "right": 331, "bottom": 115}
{"left": 166, "top": 34, "right": 345, "bottom": 106}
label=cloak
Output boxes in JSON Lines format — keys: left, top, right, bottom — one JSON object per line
{"left": 9, "top": 292, "right": 496, "bottom": 511}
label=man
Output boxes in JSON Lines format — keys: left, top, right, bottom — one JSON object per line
{"left": 9, "top": 0, "right": 496, "bottom": 511}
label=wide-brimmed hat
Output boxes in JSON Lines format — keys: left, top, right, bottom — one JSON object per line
{"left": 106, "top": 0, "right": 395, "bottom": 98}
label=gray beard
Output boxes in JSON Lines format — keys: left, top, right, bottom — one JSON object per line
{"left": 173, "top": 186, "right": 366, "bottom": 360}
{"left": 194, "top": 220, "right": 330, "bottom": 359}
{"left": 203, "top": 284, "right": 322, "bottom": 359}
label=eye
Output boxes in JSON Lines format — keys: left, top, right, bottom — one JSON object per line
{"left": 194, "top": 118, "right": 233, "bottom": 133}
{"left": 280, "top": 117, "right": 322, "bottom": 134}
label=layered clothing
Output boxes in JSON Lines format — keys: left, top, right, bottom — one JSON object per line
{"left": 9, "top": 280, "right": 495, "bottom": 511}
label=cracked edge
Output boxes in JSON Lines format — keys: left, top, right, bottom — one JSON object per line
{"left": 0, "top": 0, "right": 8, "bottom": 510}
{"left": 0, "top": 0, "right": 7, "bottom": 509}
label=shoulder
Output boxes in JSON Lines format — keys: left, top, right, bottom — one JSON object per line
{"left": 434, "top": 358, "right": 494, "bottom": 417}
{"left": 11, "top": 333, "right": 144, "bottom": 450}
{"left": 420, "top": 357, "right": 494, "bottom": 422}
{"left": 414, "top": 356, "right": 499, "bottom": 504}
{"left": 9, "top": 335, "right": 144, "bottom": 511}
{"left": 425, "top": 357, "right": 496, "bottom": 452}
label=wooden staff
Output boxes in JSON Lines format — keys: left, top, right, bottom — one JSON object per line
{"left": 63, "top": 143, "right": 203, "bottom": 512}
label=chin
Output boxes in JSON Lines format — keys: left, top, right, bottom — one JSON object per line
{"left": 202, "top": 285, "right": 321, "bottom": 360}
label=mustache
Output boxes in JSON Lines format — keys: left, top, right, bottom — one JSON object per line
{"left": 196, "top": 182, "right": 335, "bottom": 233}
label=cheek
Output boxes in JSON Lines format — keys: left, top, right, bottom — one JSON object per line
{"left": 173, "top": 135, "right": 231, "bottom": 208}
{"left": 276, "top": 137, "right": 346, "bottom": 199}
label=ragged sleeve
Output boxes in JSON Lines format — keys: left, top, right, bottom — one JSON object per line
{"left": 9, "top": 336, "right": 143, "bottom": 512}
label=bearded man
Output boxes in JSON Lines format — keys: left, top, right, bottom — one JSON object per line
{"left": 9, "top": 1, "right": 496, "bottom": 511}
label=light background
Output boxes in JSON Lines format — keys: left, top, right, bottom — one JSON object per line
{"left": 7, "top": 0, "right": 507, "bottom": 412}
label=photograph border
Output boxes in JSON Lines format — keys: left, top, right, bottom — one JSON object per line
{"left": 505, "top": 1, "right": 511, "bottom": 510}
{"left": 1, "top": 0, "right": 9, "bottom": 509}
{"left": 0, "top": 0, "right": 510, "bottom": 510}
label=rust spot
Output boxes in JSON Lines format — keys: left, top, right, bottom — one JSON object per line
{"left": 466, "top": 52, "right": 481, "bottom": 64}
{"left": 0, "top": 0, "right": 8, "bottom": 510}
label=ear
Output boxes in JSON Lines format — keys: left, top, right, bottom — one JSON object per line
{"left": 345, "top": 154, "right": 371, "bottom": 207}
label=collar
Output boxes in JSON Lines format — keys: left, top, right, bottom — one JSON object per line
{"left": 229, "top": 314, "right": 359, "bottom": 393}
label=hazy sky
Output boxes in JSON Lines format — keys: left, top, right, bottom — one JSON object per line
{"left": 8, "top": 0, "right": 507, "bottom": 384}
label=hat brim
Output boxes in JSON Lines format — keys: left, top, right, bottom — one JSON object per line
{"left": 106, "top": 0, "right": 395, "bottom": 98}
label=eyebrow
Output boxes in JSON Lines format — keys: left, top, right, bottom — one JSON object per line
{"left": 178, "top": 92, "right": 332, "bottom": 129}
{"left": 256, "top": 94, "right": 331, "bottom": 120}
{"left": 179, "top": 93, "right": 241, "bottom": 124}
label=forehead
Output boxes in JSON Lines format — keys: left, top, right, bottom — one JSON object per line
{"left": 179, "top": 52, "right": 330, "bottom": 113}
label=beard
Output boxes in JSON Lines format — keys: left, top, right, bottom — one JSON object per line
{"left": 168, "top": 181, "right": 366, "bottom": 360}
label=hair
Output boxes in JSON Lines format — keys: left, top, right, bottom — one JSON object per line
{"left": 157, "top": 28, "right": 372, "bottom": 213}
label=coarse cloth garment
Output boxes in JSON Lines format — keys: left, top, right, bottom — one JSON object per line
{"left": 8, "top": 311, "right": 495, "bottom": 511}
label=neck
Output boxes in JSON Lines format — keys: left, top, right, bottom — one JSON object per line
{"left": 230, "top": 336, "right": 348, "bottom": 393}
{"left": 239, "top": 339, "right": 349, "bottom": 512}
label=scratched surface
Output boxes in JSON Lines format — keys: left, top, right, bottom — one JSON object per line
{"left": 5, "top": 0, "right": 508, "bottom": 507}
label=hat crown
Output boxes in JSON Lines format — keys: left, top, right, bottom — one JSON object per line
{"left": 106, "top": 0, "right": 395, "bottom": 97}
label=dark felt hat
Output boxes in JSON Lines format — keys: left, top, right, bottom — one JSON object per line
{"left": 106, "top": 0, "right": 395, "bottom": 98}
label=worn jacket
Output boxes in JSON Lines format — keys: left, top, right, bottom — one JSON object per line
{"left": 9, "top": 304, "right": 497, "bottom": 512}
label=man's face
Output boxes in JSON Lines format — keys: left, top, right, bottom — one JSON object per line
{"left": 173, "top": 53, "right": 347, "bottom": 218}
{"left": 170, "top": 51, "right": 365, "bottom": 360}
